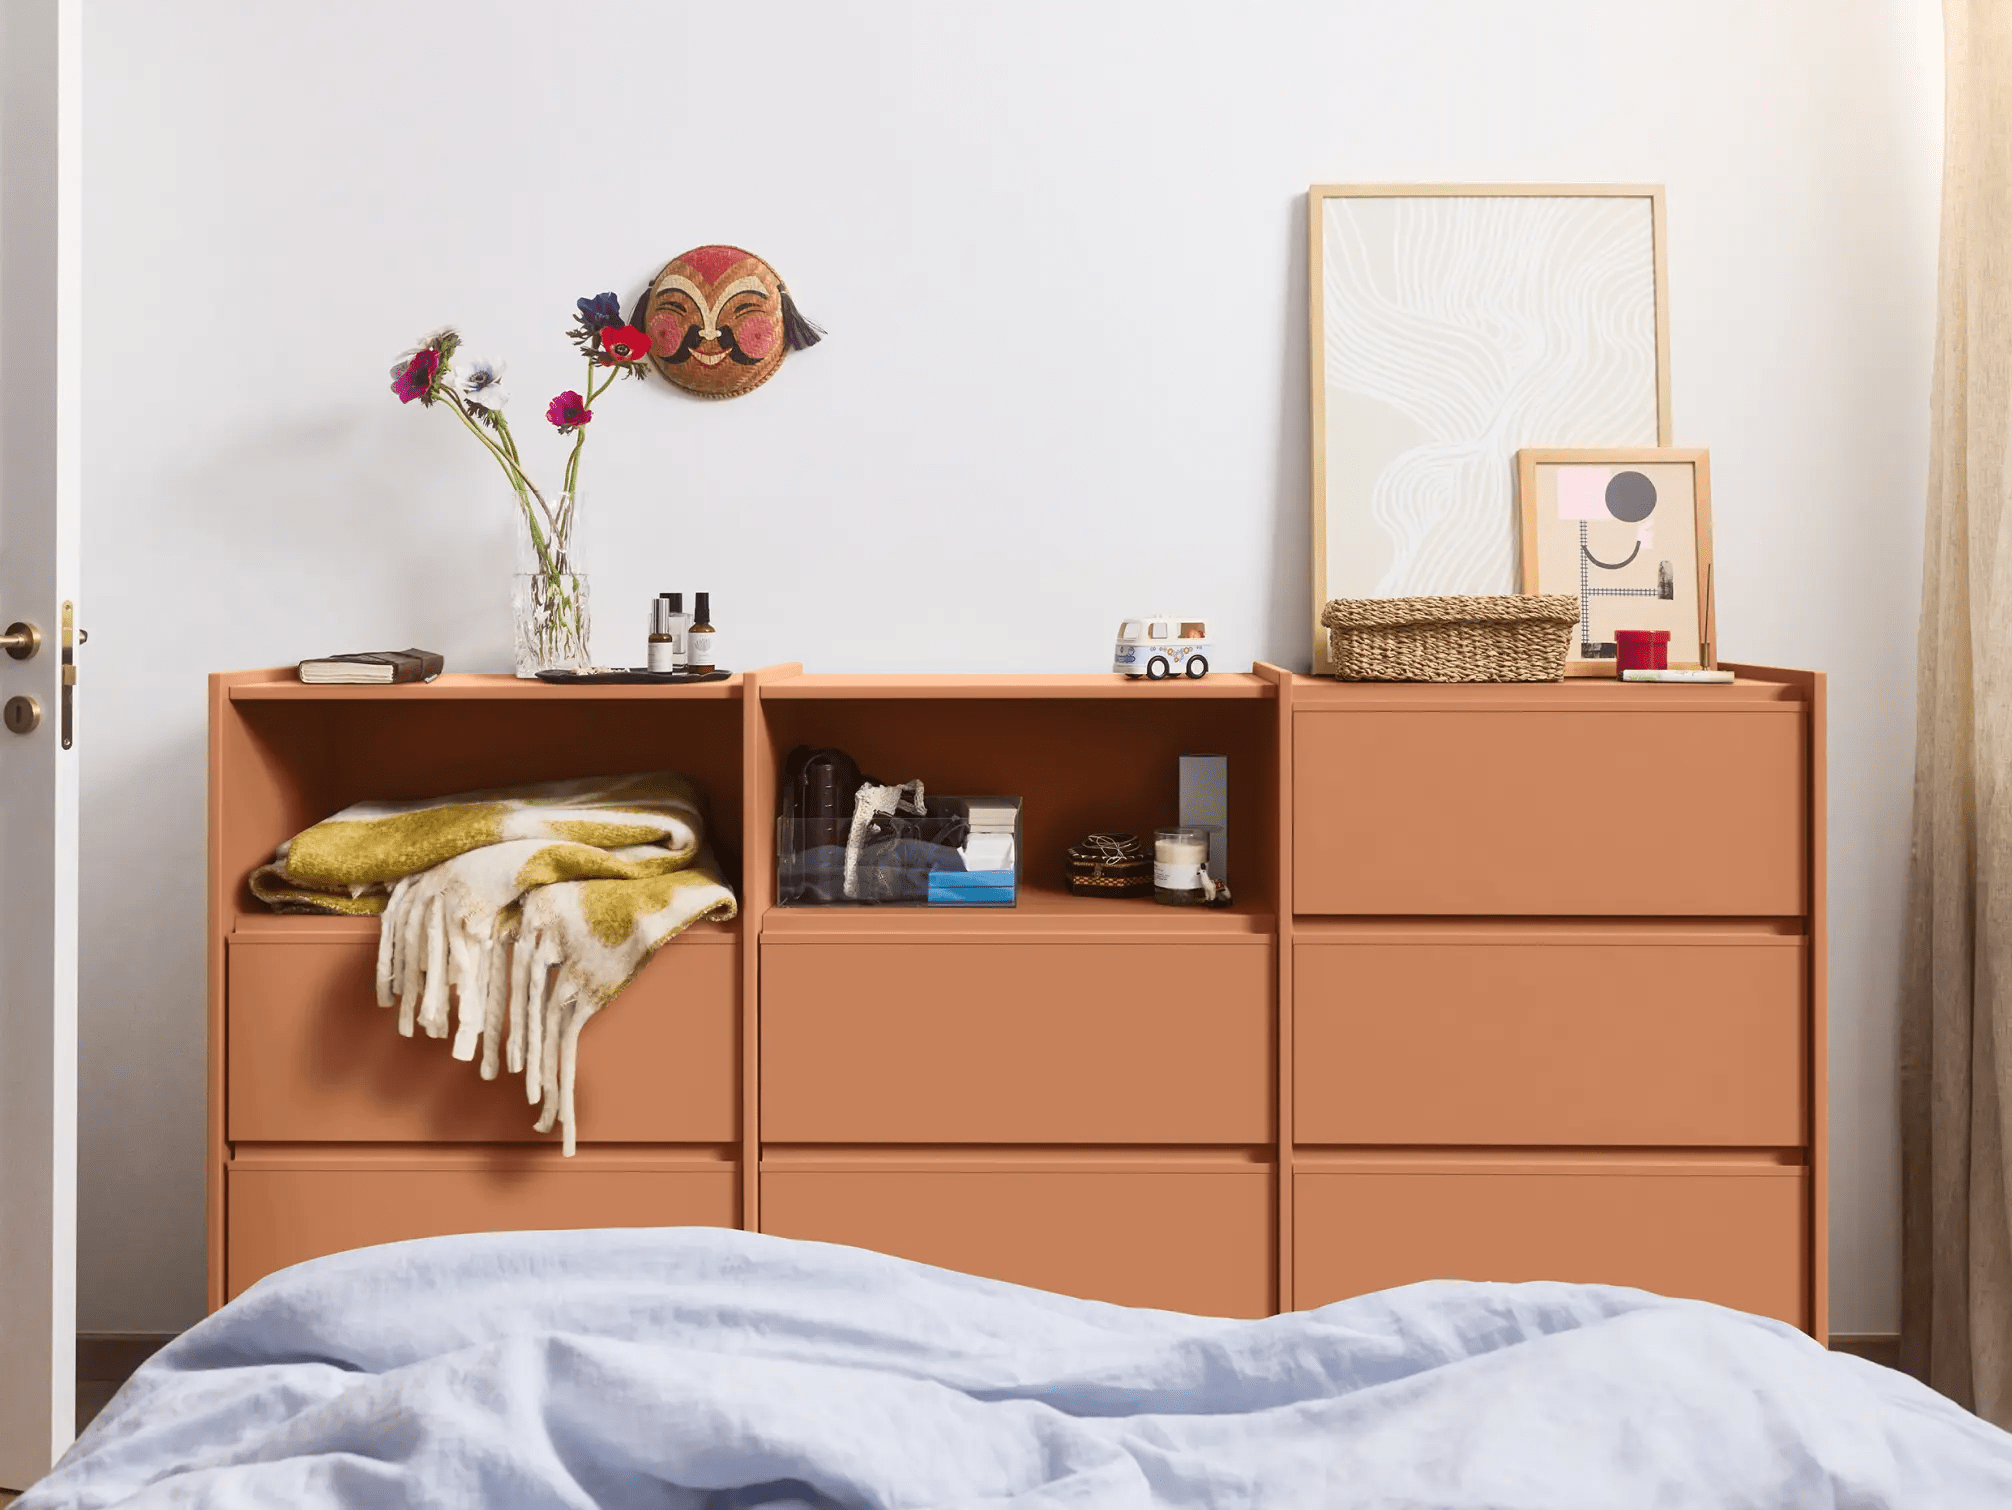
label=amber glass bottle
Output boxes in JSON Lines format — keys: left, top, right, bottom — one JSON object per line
{"left": 686, "top": 593, "right": 716, "bottom": 675}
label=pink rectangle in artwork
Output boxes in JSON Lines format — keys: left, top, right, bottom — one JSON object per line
{"left": 1556, "top": 466, "right": 1612, "bottom": 520}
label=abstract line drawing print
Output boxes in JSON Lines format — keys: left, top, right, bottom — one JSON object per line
{"left": 1319, "top": 194, "right": 1661, "bottom": 602}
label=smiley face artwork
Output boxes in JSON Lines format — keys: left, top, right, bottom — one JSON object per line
{"left": 636, "top": 246, "right": 823, "bottom": 399}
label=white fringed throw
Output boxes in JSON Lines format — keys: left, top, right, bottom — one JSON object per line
{"left": 250, "top": 773, "right": 738, "bottom": 1153}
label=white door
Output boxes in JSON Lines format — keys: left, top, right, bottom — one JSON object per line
{"left": 0, "top": 0, "right": 80, "bottom": 1488}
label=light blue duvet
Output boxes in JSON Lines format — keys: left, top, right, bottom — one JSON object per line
{"left": 25, "top": 1227, "right": 2012, "bottom": 1507}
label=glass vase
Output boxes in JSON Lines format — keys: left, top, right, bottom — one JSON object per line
{"left": 511, "top": 491, "right": 591, "bottom": 677}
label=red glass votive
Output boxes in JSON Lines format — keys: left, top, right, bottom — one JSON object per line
{"left": 1614, "top": 629, "right": 1671, "bottom": 673}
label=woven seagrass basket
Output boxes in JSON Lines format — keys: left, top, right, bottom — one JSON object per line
{"left": 1321, "top": 594, "right": 1579, "bottom": 683}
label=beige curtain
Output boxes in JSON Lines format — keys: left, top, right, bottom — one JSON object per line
{"left": 1901, "top": 0, "right": 2012, "bottom": 1429}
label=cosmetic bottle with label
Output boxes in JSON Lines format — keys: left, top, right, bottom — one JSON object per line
{"left": 686, "top": 593, "right": 717, "bottom": 675}
{"left": 647, "top": 595, "right": 678, "bottom": 672}
{"left": 663, "top": 592, "right": 690, "bottom": 671}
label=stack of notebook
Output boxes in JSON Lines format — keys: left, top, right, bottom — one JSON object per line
{"left": 929, "top": 799, "right": 1018, "bottom": 907}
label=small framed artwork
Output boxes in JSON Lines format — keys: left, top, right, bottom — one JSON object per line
{"left": 1515, "top": 447, "right": 1714, "bottom": 675}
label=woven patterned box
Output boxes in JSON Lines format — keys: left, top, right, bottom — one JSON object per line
{"left": 1321, "top": 595, "right": 1579, "bottom": 683}
{"left": 1064, "top": 832, "right": 1154, "bottom": 898}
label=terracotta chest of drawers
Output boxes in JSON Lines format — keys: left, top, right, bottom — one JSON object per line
{"left": 210, "top": 664, "right": 1824, "bottom": 1335}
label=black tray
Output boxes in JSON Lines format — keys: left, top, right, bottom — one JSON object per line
{"left": 534, "top": 668, "right": 733, "bottom": 685}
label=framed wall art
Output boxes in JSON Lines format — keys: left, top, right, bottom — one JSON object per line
{"left": 1515, "top": 447, "right": 1713, "bottom": 675}
{"left": 1309, "top": 184, "right": 1671, "bottom": 671}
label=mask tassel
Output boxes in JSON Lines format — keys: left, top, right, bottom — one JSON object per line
{"left": 780, "top": 286, "right": 824, "bottom": 351}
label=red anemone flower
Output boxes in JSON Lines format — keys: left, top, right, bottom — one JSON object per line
{"left": 597, "top": 325, "right": 652, "bottom": 364}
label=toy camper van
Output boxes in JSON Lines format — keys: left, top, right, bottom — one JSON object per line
{"left": 1114, "top": 617, "right": 1211, "bottom": 679}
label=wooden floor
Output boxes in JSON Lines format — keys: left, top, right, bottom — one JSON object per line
{"left": 1, "top": 1334, "right": 175, "bottom": 1498}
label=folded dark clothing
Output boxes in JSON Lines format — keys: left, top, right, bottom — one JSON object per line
{"left": 854, "top": 838, "right": 965, "bottom": 903}
{"left": 779, "top": 844, "right": 848, "bottom": 905}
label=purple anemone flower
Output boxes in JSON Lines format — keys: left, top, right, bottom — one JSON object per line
{"left": 575, "top": 292, "right": 623, "bottom": 332}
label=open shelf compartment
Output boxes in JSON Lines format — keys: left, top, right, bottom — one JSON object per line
{"left": 753, "top": 680, "right": 1281, "bottom": 932}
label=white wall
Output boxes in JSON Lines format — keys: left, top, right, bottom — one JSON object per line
{"left": 79, "top": 0, "right": 1942, "bottom": 1333}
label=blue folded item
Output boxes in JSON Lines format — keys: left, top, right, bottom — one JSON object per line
{"left": 929, "top": 869, "right": 1014, "bottom": 907}
{"left": 930, "top": 888, "right": 1015, "bottom": 907}
{"left": 929, "top": 869, "right": 1015, "bottom": 890}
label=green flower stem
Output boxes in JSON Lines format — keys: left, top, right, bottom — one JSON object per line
{"left": 561, "top": 356, "right": 626, "bottom": 501}
{"left": 562, "top": 354, "right": 593, "bottom": 499}
{"left": 441, "top": 393, "right": 565, "bottom": 574}
{"left": 419, "top": 360, "right": 596, "bottom": 670}
{"left": 443, "top": 393, "right": 535, "bottom": 500}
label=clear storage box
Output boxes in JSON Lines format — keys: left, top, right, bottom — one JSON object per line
{"left": 777, "top": 794, "right": 1020, "bottom": 907}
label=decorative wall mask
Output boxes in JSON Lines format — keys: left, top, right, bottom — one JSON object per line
{"left": 634, "top": 246, "right": 823, "bottom": 399}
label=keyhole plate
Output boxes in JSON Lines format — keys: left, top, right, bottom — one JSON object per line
{"left": 4, "top": 694, "right": 42, "bottom": 734}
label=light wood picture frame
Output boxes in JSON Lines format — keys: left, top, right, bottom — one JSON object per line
{"left": 1309, "top": 184, "right": 1671, "bottom": 671}
{"left": 1515, "top": 446, "right": 1714, "bottom": 675}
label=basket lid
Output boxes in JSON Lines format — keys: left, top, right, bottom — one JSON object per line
{"left": 1320, "top": 594, "right": 1580, "bottom": 630}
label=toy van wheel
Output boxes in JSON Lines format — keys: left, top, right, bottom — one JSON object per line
{"left": 1146, "top": 656, "right": 1170, "bottom": 680}
{"left": 1185, "top": 655, "right": 1209, "bottom": 679}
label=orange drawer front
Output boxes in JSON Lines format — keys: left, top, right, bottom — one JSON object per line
{"left": 761, "top": 942, "right": 1272, "bottom": 1144}
{"left": 1292, "top": 708, "right": 1806, "bottom": 915}
{"left": 762, "top": 1163, "right": 1273, "bottom": 1316}
{"left": 1294, "top": 1159, "right": 1808, "bottom": 1326}
{"left": 1295, "top": 936, "right": 1806, "bottom": 1146}
{"left": 225, "top": 1157, "right": 738, "bottom": 1300}
{"left": 227, "top": 935, "right": 738, "bottom": 1144}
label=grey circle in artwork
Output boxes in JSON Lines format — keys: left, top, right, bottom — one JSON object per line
{"left": 1605, "top": 470, "right": 1658, "bottom": 522}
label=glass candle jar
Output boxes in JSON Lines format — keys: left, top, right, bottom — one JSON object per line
{"left": 1154, "top": 825, "right": 1211, "bottom": 906}
{"left": 1614, "top": 628, "right": 1670, "bottom": 673}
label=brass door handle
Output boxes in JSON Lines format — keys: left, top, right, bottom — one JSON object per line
{"left": 1, "top": 621, "right": 40, "bottom": 660}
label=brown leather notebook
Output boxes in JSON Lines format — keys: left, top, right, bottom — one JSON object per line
{"left": 297, "top": 648, "right": 445, "bottom": 685}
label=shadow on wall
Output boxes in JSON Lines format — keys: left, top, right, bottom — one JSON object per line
{"left": 1265, "top": 193, "right": 1312, "bottom": 671}
{"left": 170, "top": 410, "right": 522, "bottom": 672}
{"left": 76, "top": 718, "right": 208, "bottom": 1328}
{"left": 77, "top": 406, "right": 527, "bottom": 1332}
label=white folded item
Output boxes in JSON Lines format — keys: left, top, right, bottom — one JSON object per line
{"left": 961, "top": 834, "right": 1016, "bottom": 871}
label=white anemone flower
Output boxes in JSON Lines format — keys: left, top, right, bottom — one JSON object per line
{"left": 392, "top": 325, "right": 459, "bottom": 364}
{"left": 456, "top": 355, "right": 510, "bottom": 412}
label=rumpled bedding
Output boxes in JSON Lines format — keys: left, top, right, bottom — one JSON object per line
{"left": 25, "top": 1227, "right": 2012, "bottom": 1508}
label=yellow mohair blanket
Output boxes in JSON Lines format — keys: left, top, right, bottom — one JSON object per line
{"left": 250, "top": 772, "right": 738, "bottom": 1153}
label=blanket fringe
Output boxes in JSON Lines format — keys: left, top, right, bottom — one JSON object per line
{"left": 368, "top": 846, "right": 733, "bottom": 1155}
{"left": 478, "top": 934, "right": 509, "bottom": 1080}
